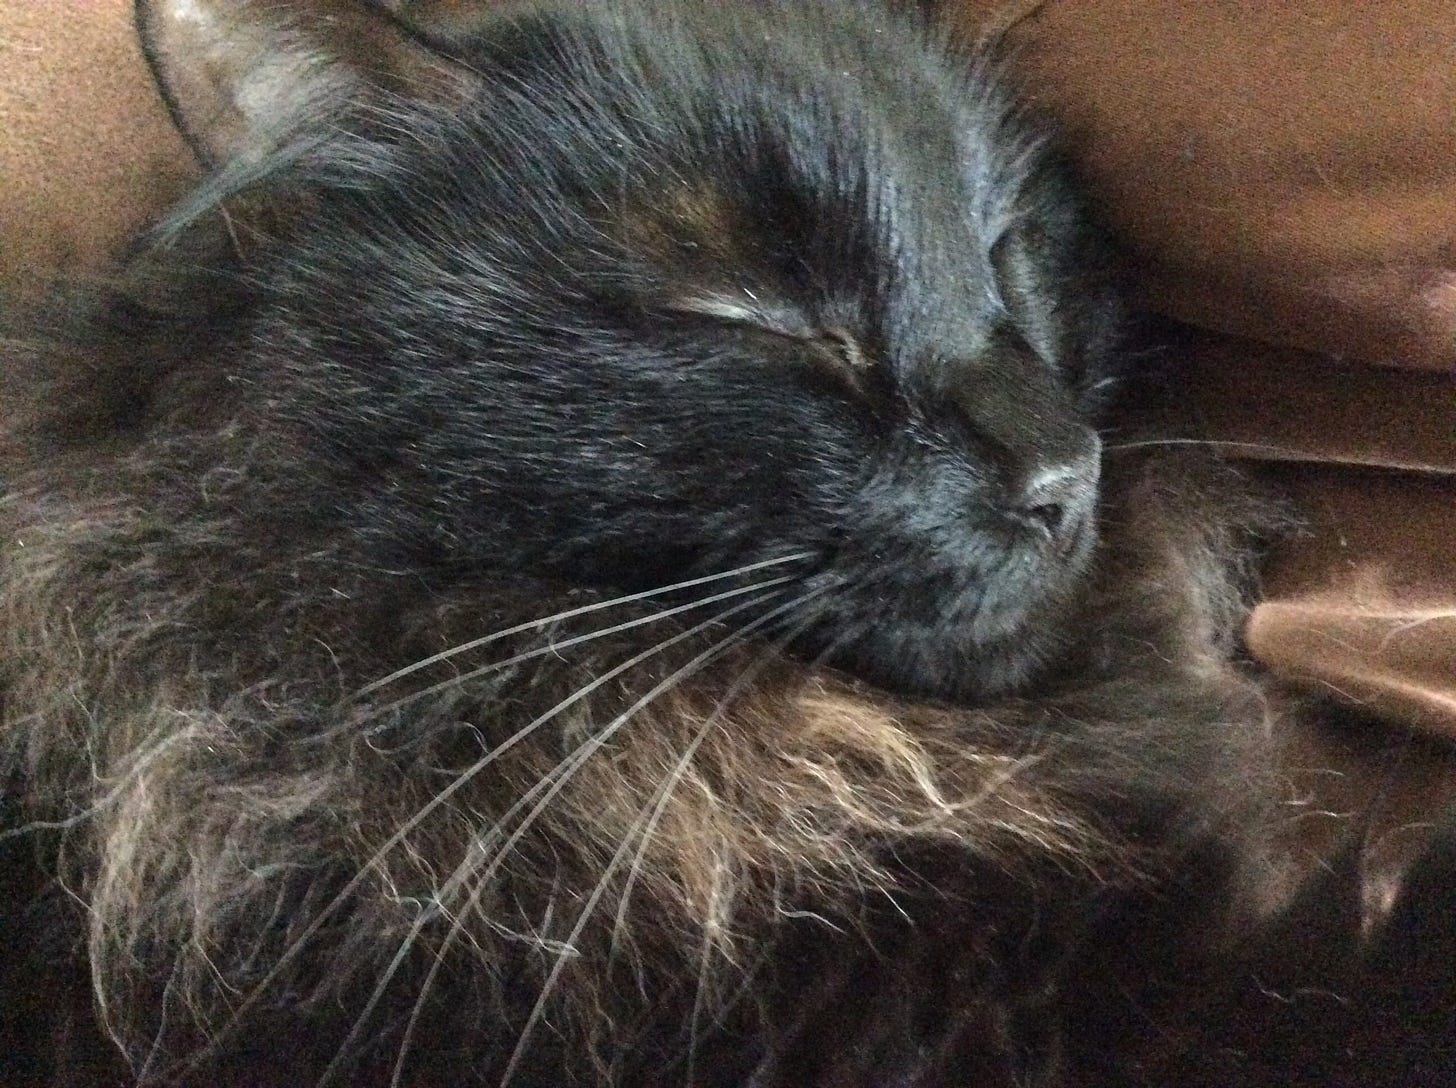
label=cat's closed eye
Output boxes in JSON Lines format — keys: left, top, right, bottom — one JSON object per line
{"left": 669, "top": 294, "right": 873, "bottom": 382}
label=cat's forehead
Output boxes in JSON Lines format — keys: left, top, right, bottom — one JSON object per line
{"left": 464, "top": 2, "right": 1025, "bottom": 269}
{"left": 597, "top": 81, "right": 1020, "bottom": 358}
{"left": 256, "top": 2, "right": 1056, "bottom": 382}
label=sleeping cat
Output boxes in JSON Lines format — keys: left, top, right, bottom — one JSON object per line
{"left": 1, "top": 1, "right": 1453, "bottom": 1085}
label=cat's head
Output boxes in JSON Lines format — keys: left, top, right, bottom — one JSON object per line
{"left": 138, "top": 0, "right": 1121, "bottom": 699}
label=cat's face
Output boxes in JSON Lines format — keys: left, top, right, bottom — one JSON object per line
{"left": 152, "top": 1, "right": 1121, "bottom": 699}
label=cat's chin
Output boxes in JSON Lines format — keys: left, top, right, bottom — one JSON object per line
{"left": 792, "top": 525, "right": 1095, "bottom": 703}
{"left": 830, "top": 622, "right": 1072, "bottom": 704}
{"left": 793, "top": 579, "right": 1081, "bottom": 704}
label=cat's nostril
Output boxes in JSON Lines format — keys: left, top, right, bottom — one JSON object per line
{"left": 1022, "top": 500, "right": 1067, "bottom": 538}
{"left": 1009, "top": 446, "right": 1100, "bottom": 548}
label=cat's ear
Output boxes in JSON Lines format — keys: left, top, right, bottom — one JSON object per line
{"left": 135, "top": 0, "right": 479, "bottom": 168}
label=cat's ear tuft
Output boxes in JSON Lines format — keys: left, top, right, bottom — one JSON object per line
{"left": 135, "top": 0, "right": 479, "bottom": 168}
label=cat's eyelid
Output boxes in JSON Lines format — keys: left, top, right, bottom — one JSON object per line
{"left": 669, "top": 296, "right": 871, "bottom": 371}
{"left": 820, "top": 327, "right": 869, "bottom": 370}
{"left": 667, "top": 293, "right": 804, "bottom": 333}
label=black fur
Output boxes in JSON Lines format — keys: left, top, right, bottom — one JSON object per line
{"left": 3, "top": 3, "right": 1454, "bottom": 1087}
{"left": 138, "top": 0, "right": 1119, "bottom": 700}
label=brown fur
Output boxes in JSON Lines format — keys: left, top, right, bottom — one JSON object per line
{"left": 0, "top": 350, "right": 1283, "bottom": 1079}
{"left": 0, "top": 2, "right": 1299, "bottom": 1082}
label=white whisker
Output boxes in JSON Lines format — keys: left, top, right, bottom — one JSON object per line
{"left": 207, "top": 589, "right": 786, "bottom": 1086}
{"left": 497, "top": 586, "right": 830, "bottom": 1088}
{"left": 387, "top": 594, "right": 798, "bottom": 1087}
{"left": 352, "top": 575, "right": 798, "bottom": 727}
{"left": 655, "top": 612, "right": 826, "bottom": 1087}
{"left": 612, "top": 597, "right": 829, "bottom": 957}
{"left": 355, "top": 552, "right": 814, "bottom": 698}
{"left": 1103, "top": 437, "right": 1296, "bottom": 458}
{"left": 312, "top": 591, "right": 785, "bottom": 1088}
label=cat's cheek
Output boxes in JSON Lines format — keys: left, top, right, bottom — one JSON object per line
{"left": 790, "top": 539, "right": 1087, "bottom": 702}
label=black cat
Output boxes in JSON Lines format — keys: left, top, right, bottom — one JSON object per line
{"left": 1, "top": 2, "right": 1451, "bottom": 1085}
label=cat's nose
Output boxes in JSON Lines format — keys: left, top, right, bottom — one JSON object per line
{"left": 1005, "top": 437, "right": 1101, "bottom": 549}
